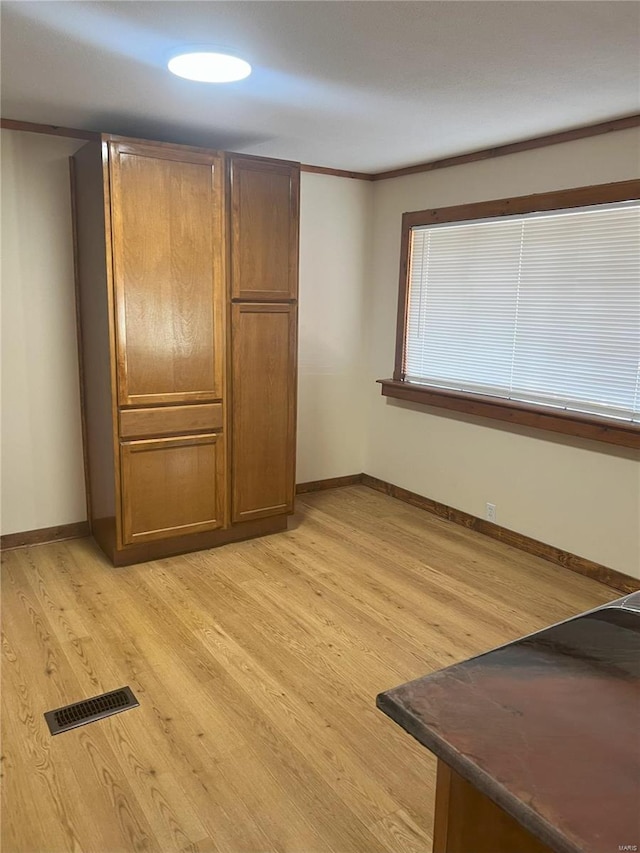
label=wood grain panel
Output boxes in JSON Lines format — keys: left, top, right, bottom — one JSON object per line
{"left": 109, "top": 141, "right": 225, "bottom": 406}
{"left": 230, "top": 156, "right": 299, "bottom": 301}
{"left": 401, "top": 179, "right": 640, "bottom": 230}
{"left": 71, "top": 140, "right": 120, "bottom": 557}
{"left": 119, "top": 403, "right": 223, "bottom": 439}
{"left": 231, "top": 303, "right": 297, "bottom": 521}
{"left": 433, "top": 762, "right": 552, "bottom": 853}
{"left": 120, "top": 434, "right": 225, "bottom": 544}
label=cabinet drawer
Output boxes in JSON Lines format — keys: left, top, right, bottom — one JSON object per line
{"left": 120, "top": 433, "right": 225, "bottom": 545}
{"left": 119, "top": 403, "right": 223, "bottom": 439}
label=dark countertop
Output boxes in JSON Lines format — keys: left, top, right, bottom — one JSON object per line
{"left": 377, "top": 595, "right": 640, "bottom": 853}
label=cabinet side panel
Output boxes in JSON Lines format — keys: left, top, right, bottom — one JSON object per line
{"left": 441, "top": 765, "right": 553, "bottom": 853}
{"left": 232, "top": 303, "right": 296, "bottom": 522}
{"left": 72, "top": 141, "right": 117, "bottom": 555}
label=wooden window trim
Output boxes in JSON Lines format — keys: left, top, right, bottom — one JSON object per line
{"left": 383, "top": 179, "right": 640, "bottom": 450}
{"left": 379, "top": 380, "right": 639, "bottom": 449}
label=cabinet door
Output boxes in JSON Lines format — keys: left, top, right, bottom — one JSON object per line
{"left": 109, "top": 141, "right": 225, "bottom": 407}
{"left": 230, "top": 156, "right": 299, "bottom": 301}
{"left": 121, "top": 434, "right": 225, "bottom": 545}
{"left": 231, "top": 304, "right": 297, "bottom": 522}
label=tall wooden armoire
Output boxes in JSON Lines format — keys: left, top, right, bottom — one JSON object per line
{"left": 72, "top": 136, "right": 299, "bottom": 565}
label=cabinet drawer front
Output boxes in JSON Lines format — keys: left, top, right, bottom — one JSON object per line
{"left": 121, "top": 433, "right": 225, "bottom": 545}
{"left": 119, "top": 403, "right": 223, "bottom": 439}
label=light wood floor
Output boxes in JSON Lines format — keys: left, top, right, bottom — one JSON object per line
{"left": 1, "top": 486, "right": 616, "bottom": 853}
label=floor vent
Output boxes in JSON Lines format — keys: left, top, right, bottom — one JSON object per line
{"left": 44, "top": 686, "right": 139, "bottom": 735}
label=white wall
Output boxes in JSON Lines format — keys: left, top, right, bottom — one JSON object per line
{"left": 297, "top": 172, "right": 371, "bottom": 482}
{"left": 366, "top": 128, "right": 640, "bottom": 578}
{"left": 1, "top": 131, "right": 87, "bottom": 534}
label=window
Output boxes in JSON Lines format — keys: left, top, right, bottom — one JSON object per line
{"left": 380, "top": 181, "right": 640, "bottom": 449}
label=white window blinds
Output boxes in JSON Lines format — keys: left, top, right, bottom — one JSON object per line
{"left": 404, "top": 202, "right": 640, "bottom": 422}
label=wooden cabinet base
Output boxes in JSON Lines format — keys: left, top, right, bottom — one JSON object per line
{"left": 433, "top": 761, "right": 553, "bottom": 853}
{"left": 91, "top": 515, "right": 288, "bottom": 567}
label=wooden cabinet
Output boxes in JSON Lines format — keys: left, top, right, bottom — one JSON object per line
{"left": 72, "top": 137, "right": 299, "bottom": 566}
{"left": 228, "top": 154, "right": 299, "bottom": 525}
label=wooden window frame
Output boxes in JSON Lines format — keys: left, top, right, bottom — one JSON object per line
{"left": 379, "top": 179, "right": 640, "bottom": 450}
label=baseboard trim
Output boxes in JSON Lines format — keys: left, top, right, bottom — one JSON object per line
{"left": 1, "top": 521, "right": 90, "bottom": 551}
{"left": 296, "top": 474, "right": 364, "bottom": 494}
{"left": 360, "top": 474, "right": 639, "bottom": 594}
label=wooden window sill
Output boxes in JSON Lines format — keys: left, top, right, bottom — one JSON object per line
{"left": 378, "top": 379, "right": 640, "bottom": 450}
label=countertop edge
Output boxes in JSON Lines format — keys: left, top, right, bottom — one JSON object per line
{"left": 375, "top": 690, "right": 579, "bottom": 853}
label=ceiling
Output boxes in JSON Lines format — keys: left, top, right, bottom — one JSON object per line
{"left": 2, "top": 1, "right": 639, "bottom": 172}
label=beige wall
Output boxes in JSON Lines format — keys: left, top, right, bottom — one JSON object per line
{"left": 297, "top": 172, "right": 371, "bottom": 482}
{"left": 366, "top": 128, "right": 640, "bottom": 578}
{"left": 1, "top": 131, "right": 87, "bottom": 535}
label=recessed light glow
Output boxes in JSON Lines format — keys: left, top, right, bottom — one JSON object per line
{"left": 168, "top": 51, "right": 251, "bottom": 83}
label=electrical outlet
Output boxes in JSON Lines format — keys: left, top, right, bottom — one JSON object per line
{"left": 486, "top": 502, "right": 497, "bottom": 523}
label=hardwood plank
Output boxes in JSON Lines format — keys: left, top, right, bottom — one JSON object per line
{"left": 2, "top": 486, "right": 617, "bottom": 852}
{"left": 370, "top": 807, "right": 433, "bottom": 853}
{"left": 127, "top": 559, "right": 404, "bottom": 841}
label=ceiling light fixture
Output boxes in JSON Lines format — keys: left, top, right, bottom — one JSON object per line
{"left": 168, "top": 50, "right": 251, "bottom": 83}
